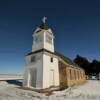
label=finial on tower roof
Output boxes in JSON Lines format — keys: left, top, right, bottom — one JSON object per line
{"left": 42, "top": 16, "right": 47, "bottom": 24}
{"left": 39, "top": 16, "right": 49, "bottom": 30}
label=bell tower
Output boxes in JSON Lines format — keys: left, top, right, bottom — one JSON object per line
{"left": 32, "top": 17, "right": 54, "bottom": 52}
{"left": 23, "top": 17, "right": 59, "bottom": 89}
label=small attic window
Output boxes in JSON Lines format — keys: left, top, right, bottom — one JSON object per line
{"left": 51, "top": 57, "right": 53, "bottom": 62}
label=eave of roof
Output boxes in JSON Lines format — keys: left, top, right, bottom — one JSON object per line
{"left": 26, "top": 49, "right": 83, "bottom": 70}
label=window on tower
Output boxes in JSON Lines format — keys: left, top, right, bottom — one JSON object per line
{"left": 34, "top": 35, "right": 42, "bottom": 43}
{"left": 34, "top": 36, "right": 38, "bottom": 42}
{"left": 46, "top": 34, "right": 52, "bottom": 44}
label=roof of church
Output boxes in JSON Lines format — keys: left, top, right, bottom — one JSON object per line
{"left": 55, "top": 51, "right": 80, "bottom": 68}
{"left": 26, "top": 49, "right": 82, "bottom": 69}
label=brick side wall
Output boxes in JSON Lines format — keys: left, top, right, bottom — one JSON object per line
{"left": 59, "top": 61, "right": 86, "bottom": 88}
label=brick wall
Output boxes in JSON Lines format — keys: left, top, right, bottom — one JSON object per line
{"left": 59, "top": 61, "right": 86, "bottom": 88}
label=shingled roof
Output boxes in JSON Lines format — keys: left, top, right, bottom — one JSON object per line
{"left": 55, "top": 51, "right": 80, "bottom": 68}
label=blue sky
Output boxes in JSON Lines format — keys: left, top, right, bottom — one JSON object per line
{"left": 0, "top": 0, "right": 100, "bottom": 74}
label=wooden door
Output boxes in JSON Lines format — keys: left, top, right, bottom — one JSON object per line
{"left": 30, "top": 68, "right": 37, "bottom": 87}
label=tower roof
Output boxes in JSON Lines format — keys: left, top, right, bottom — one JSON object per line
{"left": 39, "top": 17, "right": 49, "bottom": 30}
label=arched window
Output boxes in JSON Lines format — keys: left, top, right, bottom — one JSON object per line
{"left": 74, "top": 70, "right": 76, "bottom": 80}
{"left": 77, "top": 71, "right": 80, "bottom": 80}
{"left": 69, "top": 69, "right": 72, "bottom": 80}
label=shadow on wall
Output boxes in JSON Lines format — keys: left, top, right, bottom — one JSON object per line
{"left": 6, "top": 80, "right": 23, "bottom": 86}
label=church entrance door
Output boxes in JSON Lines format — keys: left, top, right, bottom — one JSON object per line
{"left": 30, "top": 68, "right": 37, "bottom": 87}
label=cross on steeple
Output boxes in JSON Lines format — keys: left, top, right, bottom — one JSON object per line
{"left": 39, "top": 16, "right": 49, "bottom": 30}
{"left": 42, "top": 16, "right": 47, "bottom": 24}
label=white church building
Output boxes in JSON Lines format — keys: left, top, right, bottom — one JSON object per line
{"left": 23, "top": 17, "right": 85, "bottom": 89}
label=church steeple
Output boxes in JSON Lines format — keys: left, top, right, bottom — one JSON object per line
{"left": 32, "top": 17, "right": 54, "bottom": 52}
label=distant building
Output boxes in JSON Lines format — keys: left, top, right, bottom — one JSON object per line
{"left": 23, "top": 17, "right": 86, "bottom": 89}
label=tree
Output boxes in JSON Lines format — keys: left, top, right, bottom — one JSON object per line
{"left": 74, "top": 55, "right": 90, "bottom": 74}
